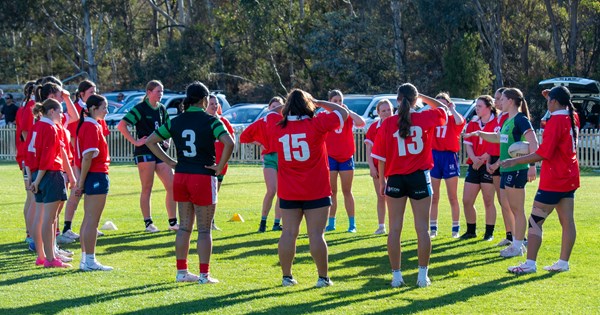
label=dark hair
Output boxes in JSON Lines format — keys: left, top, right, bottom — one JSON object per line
{"left": 39, "top": 83, "right": 62, "bottom": 102}
{"left": 34, "top": 98, "right": 61, "bottom": 117}
{"left": 396, "top": 83, "right": 418, "bottom": 138}
{"left": 23, "top": 81, "right": 35, "bottom": 105}
{"left": 503, "top": 88, "right": 531, "bottom": 119}
{"left": 42, "top": 76, "right": 62, "bottom": 86}
{"left": 146, "top": 80, "right": 163, "bottom": 92}
{"left": 182, "top": 81, "right": 210, "bottom": 111}
{"left": 476, "top": 95, "right": 498, "bottom": 117}
{"left": 328, "top": 89, "right": 343, "bottom": 102}
{"left": 6, "top": 93, "right": 13, "bottom": 100}
{"left": 268, "top": 96, "right": 285, "bottom": 107}
{"left": 278, "top": 89, "right": 316, "bottom": 128}
{"left": 495, "top": 87, "right": 506, "bottom": 95}
{"left": 75, "top": 79, "right": 96, "bottom": 104}
{"left": 77, "top": 94, "right": 107, "bottom": 136}
{"left": 548, "top": 86, "right": 578, "bottom": 145}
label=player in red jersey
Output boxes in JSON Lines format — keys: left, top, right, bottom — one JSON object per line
{"left": 239, "top": 97, "right": 285, "bottom": 232}
{"left": 74, "top": 94, "right": 113, "bottom": 271}
{"left": 364, "top": 99, "right": 393, "bottom": 235}
{"left": 371, "top": 83, "right": 448, "bottom": 288}
{"left": 29, "top": 99, "right": 75, "bottom": 268}
{"left": 324, "top": 90, "right": 365, "bottom": 233}
{"left": 460, "top": 96, "right": 498, "bottom": 240}
{"left": 206, "top": 94, "right": 236, "bottom": 231}
{"left": 428, "top": 93, "right": 465, "bottom": 239}
{"left": 504, "top": 86, "right": 579, "bottom": 274}
{"left": 483, "top": 87, "right": 515, "bottom": 247}
{"left": 267, "top": 89, "right": 348, "bottom": 288}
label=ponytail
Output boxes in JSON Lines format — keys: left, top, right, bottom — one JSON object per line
{"left": 396, "top": 83, "right": 418, "bottom": 138}
{"left": 77, "top": 94, "right": 106, "bottom": 137}
{"left": 22, "top": 81, "right": 35, "bottom": 105}
{"left": 567, "top": 103, "right": 578, "bottom": 147}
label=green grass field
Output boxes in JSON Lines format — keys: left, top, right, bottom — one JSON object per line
{"left": 0, "top": 162, "right": 599, "bottom": 314}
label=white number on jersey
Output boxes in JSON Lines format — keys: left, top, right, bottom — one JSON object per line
{"left": 27, "top": 131, "right": 37, "bottom": 153}
{"left": 182, "top": 130, "right": 197, "bottom": 157}
{"left": 393, "top": 126, "right": 424, "bottom": 156}
{"left": 435, "top": 125, "right": 447, "bottom": 138}
{"left": 279, "top": 133, "right": 310, "bottom": 162}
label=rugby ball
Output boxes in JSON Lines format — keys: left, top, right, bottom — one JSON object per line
{"left": 508, "top": 141, "right": 530, "bottom": 158}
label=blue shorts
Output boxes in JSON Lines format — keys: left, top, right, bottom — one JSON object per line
{"left": 430, "top": 150, "right": 460, "bottom": 179}
{"left": 385, "top": 170, "right": 432, "bottom": 200}
{"left": 33, "top": 170, "right": 68, "bottom": 203}
{"left": 328, "top": 156, "right": 354, "bottom": 172}
{"left": 465, "top": 164, "right": 493, "bottom": 184}
{"left": 534, "top": 189, "right": 576, "bottom": 205}
{"left": 134, "top": 153, "right": 163, "bottom": 165}
{"left": 280, "top": 196, "right": 332, "bottom": 210}
{"left": 84, "top": 172, "right": 110, "bottom": 195}
{"left": 500, "top": 170, "right": 528, "bottom": 189}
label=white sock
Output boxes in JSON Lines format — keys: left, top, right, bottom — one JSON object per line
{"left": 558, "top": 259, "right": 569, "bottom": 267}
{"left": 526, "top": 259, "right": 536, "bottom": 267}
{"left": 81, "top": 252, "right": 86, "bottom": 264}
{"left": 392, "top": 269, "right": 403, "bottom": 281}
{"left": 379, "top": 224, "right": 385, "bottom": 229}
{"left": 418, "top": 266, "right": 429, "bottom": 279}
{"left": 85, "top": 253, "right": 96, "bottom": 265}
{"left": 513, "top": 240, "right": 524, "bottom": 249}
{"left": 430, "top": 220, "right": 438, "bottom": 229}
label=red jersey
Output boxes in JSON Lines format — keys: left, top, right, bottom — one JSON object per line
{"left": 432, "top": 114, "right": 465, "bottom": 152}
{"left": 371, "top": 108, "right": 447, "bottom": 177}
{"left": 325, "top": 115, "right": 355, "bottom": 162}
{"left": 483, "top": 112, "right": 508, "bottom": 156}
{"left": 57, "top": 124, "right": 73, "bottom": 164}
{"left": 15, "top": 100, "right": 36, "bottom": 169}
{"left": 31, "top": 117, "right": 63, "bottom": 172}
{"left": 364, "top": 119, "right": 385, "bottom": 169}
{"left": 267, "top": 111, "right": 344, "bottom": 200}
{"left": 240, "top": 111, "right": 282, "bottom": 155}
{"left": 76, "top": 117, "right": 110, "bottom": 173}
{"left": 536, "top": 110, "right": 580, "bottom": 192}
{"left": 215, "top": 116, "right": 234, "bottom": 176}
{"left": 463, "top": 116, "right": 488, "bottom": 164}
{"left": 67, "top": 100, "right": 110, "bottom": 138}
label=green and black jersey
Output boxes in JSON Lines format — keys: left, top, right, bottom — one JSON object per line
{"left": 500, "top": 112, "right": 533, "bottom": 172}
{"left": 122, "top": 98, "right": 170, "bottom": 156}
{"left": 154, "top": 107, "right": 229, "bottom": 175}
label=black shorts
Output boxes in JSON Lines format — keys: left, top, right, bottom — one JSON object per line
{"left": 134, "top": 153, "right": 164, "bottom": 164}
{"left": 500, "top": 170, "right": 528, "bottom": 189}
{"left": 385, "top": 170, "right": 432, "bottom": 200}
{"left": 489, "top": 156, "right": 501, "bottom": 176}
{"left": 465, "top": 164, "right": 493, "bottom": 184}
{"left": 33, "top": 170, "right": 68, "bottom": 203}
{"left": 84, "top": 172, "right": 110, "bottom": 195}
{"left": 280, "top": 197, "right": 332, "bottom": 210}
{"left": 534, "top": 189, "right": 576, "bottom": 205}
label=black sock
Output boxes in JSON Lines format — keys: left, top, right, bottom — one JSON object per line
{"left": 144, "top": 218, "right": 153, "bottom": 228}
{"left": 283, "top": 275, "right": 294, "bottom": 280}
{"left": 62, "top": 221, "right": 72, "bottom": 234}
{"left": 168, "top": 218, "right": 177, "bottom": 226}
{"left": 319, "top": 276, "right": 330, "bottom": 281}
{"left": 506, "top": 232, "right": 513, "bottom": 241}
{"left": 467, "top": 223, "right": 476, "bottom": 234}
{"left": 485, "top": 224, "right": 495, "bottom": 236}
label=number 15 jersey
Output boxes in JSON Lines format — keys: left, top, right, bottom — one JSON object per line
{"left": 267, "top": 111, "right": 344, "bottom": 201}
{"left": 372, "top": 108, "right": 447, "bottom": 177}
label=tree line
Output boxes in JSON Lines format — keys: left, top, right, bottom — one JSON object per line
{"left": 0, "top": 0, "right": 599, "bottom": 119}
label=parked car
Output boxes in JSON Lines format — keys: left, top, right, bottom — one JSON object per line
{"left": 221, "top": 103, "right": 269, "bottom": 128}
{"left": 539, "top": 77, "right": 600, "bottom": 130}
{"left": 418, "top": 98, "right": 476, "bottom": 129}
{"left": 342, "top": 94, "right": 399, "bottom": 128}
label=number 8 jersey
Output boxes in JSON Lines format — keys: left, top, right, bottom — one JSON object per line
{"left": 154, "top": 107, "right": 229, "bottom": 176}
{"left": 371, "top": 108, "right": 447, "bottom": 177}
{"left": 267, "top": 111, "right": 344, "bottom": 200}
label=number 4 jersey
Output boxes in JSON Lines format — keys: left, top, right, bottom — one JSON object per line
{"left": 154, "top": 107, "right": 229, "bottom": 176}
{"left": 371, "top": 108, "right": 447, "bottom": 177}
{"left": 267, "top": 111, "right": 344, "bottom": 201}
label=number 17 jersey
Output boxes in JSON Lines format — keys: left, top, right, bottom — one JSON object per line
{"left": 267, "top": 111, "right": 344, "bottom": 201}
{"left": 371, "top": 108, "right": 447, "bottom": 177}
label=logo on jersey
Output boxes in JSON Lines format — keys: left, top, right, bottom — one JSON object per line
{"left": 500, "top": 134, "right": 509, "bottom": 143}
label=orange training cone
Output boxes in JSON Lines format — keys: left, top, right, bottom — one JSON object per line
{"left": 229, "top": 213, "right": 245, "bottom": 222}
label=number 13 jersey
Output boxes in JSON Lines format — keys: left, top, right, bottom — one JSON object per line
{"left": 371, "top": 108, "right": 447, "bottom": 177}
{"left": 267, "top": 111, "right": 344, "bottom": 200}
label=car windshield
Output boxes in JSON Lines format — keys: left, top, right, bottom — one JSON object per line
{"left": 344, "top": 98, "right": 372, "bottom": 116}
{"left": 455, "top": 103, "right": 472, "bottom": 117}
{"left": 116, "top": 97, "right": 143, "bottom": 114}
{"left": 223, "top": 106, "right": 265, "bottom": 124}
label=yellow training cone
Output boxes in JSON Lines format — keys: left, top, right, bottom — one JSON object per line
{"left": 229, "top": 213, "right": 245, "bottom": 222}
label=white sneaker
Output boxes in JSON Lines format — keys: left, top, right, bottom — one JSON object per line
{"left": 416, "top": 277, "right": 431, "bottom": 288}
{"left": 97, "top": 230, "right": 105, "bottom": 237}
{"left": 451, "top": 231, "right": 460, "bottom": 238}
{"left": 500, "top": 244, "right": 524, "bottom": 258}
{"left": 374, "top": 226, "right": 386, "bottom": 235}
{"left": 282, "top": 277, "right": 298, "bottom": 287}
{"left": 81, "top": 261, "right": 113, "bottom": 271}
{"left": 430, "top": 230, "right": 438, "bottom": 238}
{"left": 496, "top": 238, "right": 512, "bottom": 247}
{"left": 176, "top": 271, "right": 200, "bottom": 282}
{"left": 543, "top": 261, "right": 570, "bottom": 272}
{"left": 508, "top": 262, "right": 537, "bottom": 274}
{"left": 63, "top": 229, "right": 80, "bottom": 240}
{"left": 316, "top": 277, "right": 333, "bottom": 288}
{"left": 145, "top": 224, "right": 160, "bottom": 233}
{"left": 198, "top": 273, "right": 219, "bottom": 284}
{"left": 55, "top": 253, "right": 73, "bottom": 263}
{"left": 55, "top": 247, "right": 74, "bottom": 257}
{"left": 168, "top": 224, "right": 179, "bottom": 231}
{"left": 56, "top": 234, "right": 75, "bottom": 244}
{"left": 391, "top": 278, "right": 405, "bottom": 288}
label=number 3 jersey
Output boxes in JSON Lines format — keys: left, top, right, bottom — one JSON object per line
{"left": 371, "top": 108, "right": 447, "bottom": 177}
{"left": 154, "top": 107, "right": 229, "bottom": 176}
{"left": 267, "top": 111, "right": 344, "bottom": 200}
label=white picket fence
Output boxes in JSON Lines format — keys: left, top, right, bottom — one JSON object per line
{"left": 1, "top": 126, "right": 599, "bottom": 168}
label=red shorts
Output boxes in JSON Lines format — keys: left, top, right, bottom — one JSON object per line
{"left": 173, "top": 173, "right": 218, "bottom": 206}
